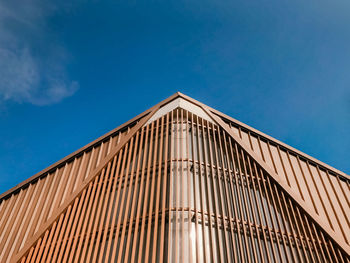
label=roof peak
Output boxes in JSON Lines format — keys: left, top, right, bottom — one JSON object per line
{"left": 145, "top": 96, "right": 214, "bottom": 125}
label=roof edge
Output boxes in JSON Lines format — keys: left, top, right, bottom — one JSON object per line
{"left": 176, "top": 92, "right": 349, "bottom": 180}
{"left": 210, "top": 108, "right": 350, "bottom": 180}
{"left": 0, "top": 92, "right": 181, "bottom": 201}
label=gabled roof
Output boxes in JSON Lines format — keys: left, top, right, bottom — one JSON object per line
{"left": 1, "top": 92, "right": 349, "bottom": 262}
{"left": 2, "top": 92, "right": 347, "bottom": 201}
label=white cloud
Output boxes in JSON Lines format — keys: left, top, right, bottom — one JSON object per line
{"left": 0, "top": 0, "right": 78, "bottom": 106}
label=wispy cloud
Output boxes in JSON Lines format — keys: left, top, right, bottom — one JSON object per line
{"left": 0, "top": 1, "right": 78, "bottom": 106}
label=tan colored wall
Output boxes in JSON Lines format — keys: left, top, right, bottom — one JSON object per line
{"left": 0, "top": 102, "right": 349, "bottom": 262}
{"left": 228, "top": 121, "right": 350, "bottom": 248}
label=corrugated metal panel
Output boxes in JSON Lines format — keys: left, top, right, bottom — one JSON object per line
{"left": 226, "top": 121, "right": 350, "bottom": 248}
{"left": 14, "top": 109, "right": 350, "bottom": 262}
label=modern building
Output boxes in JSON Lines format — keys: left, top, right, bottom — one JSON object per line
{"left": 0, "top": 92, "right": 349, "bottom": 262}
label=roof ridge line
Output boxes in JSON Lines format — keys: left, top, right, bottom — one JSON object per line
{"left": 0, "top": 92, "right": 182, "bottom": 201}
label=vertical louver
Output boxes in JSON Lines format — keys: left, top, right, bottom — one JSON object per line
{"left": 0, "top": 93, "right": 349, "bottom": 262}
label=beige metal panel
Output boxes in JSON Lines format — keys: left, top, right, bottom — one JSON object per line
{"left": 289, "top": 154, "right": 312, "bottom": 202}
{"left": 308, "top": 164, "right": 336, "bottom": 227}
{"left": 330, "top": 176, "right": 350, "bottom": 219}
{"left": 280, "top": 149, "right": 301, "bottom": 195}
{"left": 269, "top": 144, "right": 290, "bottom": 184}
{"left": 71, "top": 151, "right": 90, "bottom": 192}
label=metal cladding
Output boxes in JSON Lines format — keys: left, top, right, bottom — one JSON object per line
{"left": 0, "top": 93, "right": 349, "bottom": 262}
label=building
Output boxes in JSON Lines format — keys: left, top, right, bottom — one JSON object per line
{"left": 0, "top": 92, "right": 349, "bottom": 262}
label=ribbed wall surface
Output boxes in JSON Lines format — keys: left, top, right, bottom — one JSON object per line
{"left": 18, "top": 113, "right": 172, "bottom": 263}
{"left": 226, "top": 120, "right": 350, "bottom": 247}
{"left": 0, "top": 123, "right": 132, "bottom": 262}
{"left": 14, "top": 109, "right": 350, "bottom": 262}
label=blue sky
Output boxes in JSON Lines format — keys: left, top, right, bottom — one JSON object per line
{"left": 0, "top": 0, "right": 349, "bottom": 194}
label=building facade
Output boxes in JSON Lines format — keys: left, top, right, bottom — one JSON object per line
{"left": 0, "top": 93, "right": 349, "bottom": 262}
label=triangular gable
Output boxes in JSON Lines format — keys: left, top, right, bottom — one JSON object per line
{"left": 13, "top": 107, "right": 350, "bottom": 262}
{"left": 0, "top": 92, "right": 349, "bottom": 262}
